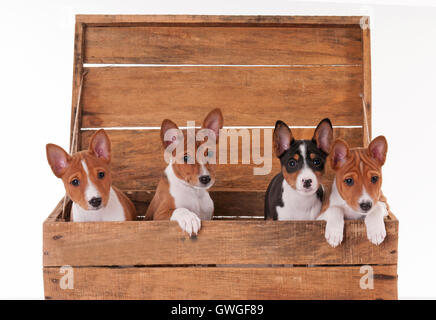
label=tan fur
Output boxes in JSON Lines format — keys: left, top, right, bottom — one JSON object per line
{"left": 145, "top": 175, "right": 175, "bottom": 220}
{"left": 47, "top": 130, "right": 136, "bottom": 221}
{"left": 282, "top": 165, "right": 298, "bottom": 189}
{"left": 320, "top": 136, "right": 388, "bottom": 214}
{"left": 146, "top": 108, "right": 223, "bottom": 221}
{"left": 113, "top": 186, "right": 137, "bottom": 221}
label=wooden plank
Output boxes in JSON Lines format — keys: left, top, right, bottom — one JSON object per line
{"left": 81, "top": 66, "right": 363, "bottom": 128}
{"left": 70, "top": 22, "right": 85, "bottom": 152}
{"left": 77, "top": 15, "right": 366, "bottom": 26}
{"left": 84, "top": 26, "right": 362, "bottom": 65}
{"left": 80, "top": 127, "right": 362, "bottom": 191}
{"left": 362, "top": 18, "right": 372, "bottom": 146}
{"left": 43, "top": 265, "right": 397, "bottom": 300}
{"left": 43, "top": 218, "right": 398, "bottom": 267}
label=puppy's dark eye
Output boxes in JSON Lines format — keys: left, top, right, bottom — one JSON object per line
{"left": 344, "top": 178, "right": 354, "bottom": 186}
{"left": 289, "top": 159, "right": 297, "bottom": 168}
{"left": 313, "top": 158, "right": 321, "bottom": 166}
{"left": 371, "top": 176, "right": 379, "bottom": 184}
{"left": 71, "top": 179, "right": 80, "bottom": 186}
{"left": 98, "top": 172, "right": 105, "bottom": 179}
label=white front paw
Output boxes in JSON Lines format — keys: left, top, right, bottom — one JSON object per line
{"left": 170, "top": 208, "right": 201, "bottom": 236}
{"left": 365, "top": 214, "right": 386, "bottom": 245}
{"left": 325, "top": 219, "right": 344, "bottom": 248}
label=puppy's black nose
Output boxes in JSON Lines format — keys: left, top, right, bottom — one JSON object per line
{"left": 360, "top": 201, "right": 372, "bottom": 212}
{"left": 303, "top": 179, "right": 312, "bottom": 189}
{"left": 89, "top": 197, "right": 102, "bottom": 208}
{"left": 199, "top": 175, "right": 211, "bottom": 185}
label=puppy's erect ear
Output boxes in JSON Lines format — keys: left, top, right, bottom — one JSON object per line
{"left": 202, "top": 108, "right": 223, "bottom": 142}
{"left": 46, "top": 144, "right": 71, "bottom": 178}
{"left": 368, "top": 136, "right": 388, "bottom": 166}
{"left": 161, "top": 119, "right": 182, "bottom": 149}
{"left": 273, "top": 120, "right": 294, "bottom": 157}
{"left": 330, "top": 139, "right": 349, "bottom": 170}
{"left": 313, "top": 118, "right": 333, "bottom": 154}
{"left": 89, "top": 129, "right": 111, "bottom": 163}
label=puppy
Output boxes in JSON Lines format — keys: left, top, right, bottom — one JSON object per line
{"left": 265, "top": 119, "right": 333, "bottom": 220}
{"left": 46, "top": 129, "right": 136, "bottom": 222}
{"left": 145, "top": 109, "right": 223, "bottom": 236}
{"left": 318, "top": 136, "right": 389, "bottom": 247}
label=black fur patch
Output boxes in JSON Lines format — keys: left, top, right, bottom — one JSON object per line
{"left": 264, "top": 141, "right": 328, "bottom": 220}
{"left": 316, "top": 185, "right": 324, "bottom": 202}
{"left": 264, "top": 172, "right": 284, "bottom": 220}
{"left": 279, "top": 140, "right": 328, "bottom": 175}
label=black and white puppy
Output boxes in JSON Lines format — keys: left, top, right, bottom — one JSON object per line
{"left": 265, "top": 119, "right": 333, "bottom": 220}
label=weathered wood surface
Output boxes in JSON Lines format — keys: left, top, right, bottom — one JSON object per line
{"left": 70, "top": 22, "right": 85, "bottom": 151}
{"left": 44, "top": 15, "right": 392, "bottom": 301}
{"left": 80, "top": 128, "right": 362, "bottom": 191}
{"left": 84, "top": 26, "right": 362, "bottom": 65}
{"left": 44, "top": 265, "right": 397, "bottom": 300}
{"left": 81, "top": 66, "right": 363, "bottom": 128}
{"left": 362, "top": 17, "right": 372, "bottom": 145}
{"left": 77, "top": 15, "right": 367, "bottom": 26}
{"left": 43, "top": 218, "right": 398, "bottom": 267}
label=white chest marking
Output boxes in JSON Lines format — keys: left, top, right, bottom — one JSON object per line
{"left": 276, "top": 179, "right": 321, "bottom": 220}
{"left": 324, "top": 180, "right": 363, "bottom": 220}
{"left": 72, "top": 187, "right": 125, "bottom": 222}
{"left": 165, "top": 165, "right": 214, "bottom": 220}
{"left": 318, "top": 179, "right": 388, "bottom": 247}
{"left": 81, "top": 160, "right": 100, "bottom": 205}
{"left": 321, "top": 180, "right": 388, "bottom": 220}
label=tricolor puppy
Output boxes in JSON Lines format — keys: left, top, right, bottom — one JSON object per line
{"left": 318, "top": 136, "right": 389, "bottom": 247}
{"left": 145, "top": 109, "right": 223, "bottom": 236}
{"left": 46, "top": 129, "right": 136, "bottom": 222}
{"left": 265, "top": 119, "right": 333, "bottom": 220}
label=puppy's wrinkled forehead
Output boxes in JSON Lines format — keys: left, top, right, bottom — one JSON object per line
{"left": 280, "top": 140, "right": 328, "bottom": 172}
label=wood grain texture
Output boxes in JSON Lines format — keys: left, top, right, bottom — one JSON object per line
{"left": 43, "top": 265, "right": 397, "bottom": 300}
{"left": 362, "top": 19, "right": 372, "bottom": 145}
{"left": 70, "top": 22, "right": 85, "bottom": 152}
{"left": 81, "top": 66, "right": 363, "bottom": 128}
{"left": 84, "top": 26, "right": 362, "bottom": 65}
{"left": 76, "top": 15, "right": 367, "bottom": 26}
{"left": 43, "top": 218, "right": 398, "bottom": 267}
{"left": 45, "top": 15, "right": 388, "bottom": 301}
{"left": 80, "top": 127, "right": 362, "bottom": 191}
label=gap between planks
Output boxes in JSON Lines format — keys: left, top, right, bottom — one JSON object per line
{"left": 84, "top": 64, "right": 362, "bottom": 68}
{"left": 81, "top": 125, "right": 363, "bottom": 131}
{"left": 43, "top": 263, "right": 397, "bottom": 269}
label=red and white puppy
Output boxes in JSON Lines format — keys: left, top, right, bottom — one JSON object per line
{"left": 46, "top": 129, "right": 136, "bottom": 222}
{"left": 318, "top": 136, "right": 389, "bottom": 247}
{"left": 145, "top": 109, "right": 223, "bottom": 236}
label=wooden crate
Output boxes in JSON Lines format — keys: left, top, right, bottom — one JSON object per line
{"left": 43, "top": 15, "right": 398, "bottom": 300}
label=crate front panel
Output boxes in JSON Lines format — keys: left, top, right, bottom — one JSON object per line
{"left": 44, "top": 265, "right": 397, "bottom": 300}
{"left": 43, "top": 219, "right": 398, "bottom": 267}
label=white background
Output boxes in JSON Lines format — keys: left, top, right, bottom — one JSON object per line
{"left": 0, "top": 0, "right": 435, "bottom": 299}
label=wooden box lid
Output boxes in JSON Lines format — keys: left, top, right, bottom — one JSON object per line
{"left": 70, "top": 15, "right": 372, "bottom": 192}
